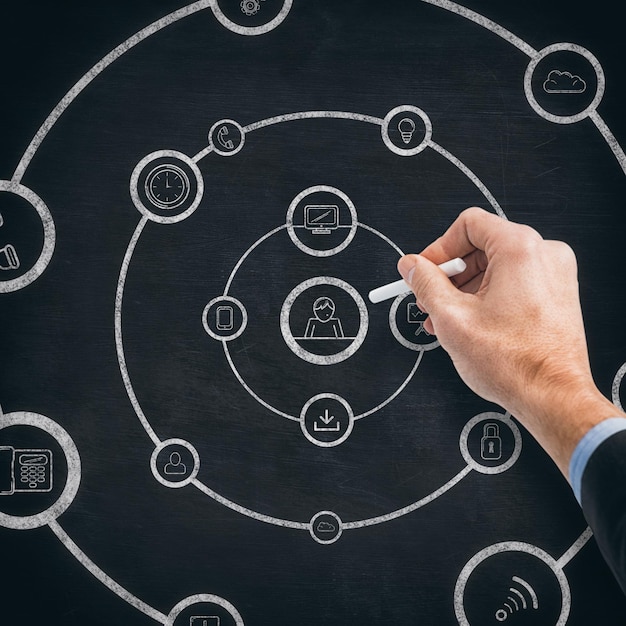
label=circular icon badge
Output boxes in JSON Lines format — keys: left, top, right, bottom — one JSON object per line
{"left": 131, "top": 150, "right": 204, "bottom": 223}
{"left": 150, "top": 439, "right": 200, "bottom": 488}
{"left": 300, "top": 394, "right": 355, "bottom": 447}
{"left": 0, "top": 181, "right": 55, "bottom": 294}
{"left": 208, "top": 119, "right": 246, "bottom": 157}
{"left": 309, "top": 510, "right": 343, "bottom": 545}
{"left": 203, "top": 296, "right": 248, "bottom": 341}
{"left": 455, "top": 542, "right": 571, "bottom": 626}
{"left": 280, "top": 277, "right": 368, "bottom": 365}
{"left": 525, "top": 43, "right": 604, "bottom": 124}
{"left": 382, "top": 105, "right": 433, "bottom": 156}
{"left": 0, "top": 412, "right": 80, "bottom": 530}
{"left": 389, "top": 293, "right": 439, "bottom": 351}
{"left": 286, "top": 186, "right": 358, "bottom": 257}
{"left": 459, "top": 413, "right": 522, "bottom": 475}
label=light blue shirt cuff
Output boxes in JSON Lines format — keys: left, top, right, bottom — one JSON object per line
{"left": 569, "top": 417, "right": 626, "bottom": 504}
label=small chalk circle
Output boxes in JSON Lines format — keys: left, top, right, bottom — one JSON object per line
{"left": 368, "top": 257, "right": 466, "bottom": 304}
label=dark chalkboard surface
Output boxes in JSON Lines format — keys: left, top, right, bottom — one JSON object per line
{"left": 1, "top": 1, "right": 626, "bottom": 624}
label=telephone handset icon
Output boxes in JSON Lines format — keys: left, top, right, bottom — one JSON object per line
{"left": 217, "top": 125, "right": 235, "bottom": 150}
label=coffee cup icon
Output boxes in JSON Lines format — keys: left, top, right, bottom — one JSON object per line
{"left": 0, "top": 244, "right": 20, "bottom": 271}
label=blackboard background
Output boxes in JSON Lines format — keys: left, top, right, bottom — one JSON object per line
{"left": 1, "top": 1, "right": 626, "bottom": 624}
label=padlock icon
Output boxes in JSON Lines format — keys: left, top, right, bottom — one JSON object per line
{"left": 480, "top": 423, "right": 502, "bottom": 460}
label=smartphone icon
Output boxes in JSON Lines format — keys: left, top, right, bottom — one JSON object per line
{"left": 216, "top": 306, "right": 234, "bottom": 331}
{"left": 190, "top": 618, "right": 219, "bottom": 626}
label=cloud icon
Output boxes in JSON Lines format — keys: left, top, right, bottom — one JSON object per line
{"left": 543, "top": 70, "right": 587, "bottom": 94}
{"left": 316, "top": 521, "right": 336, "bottom": 533}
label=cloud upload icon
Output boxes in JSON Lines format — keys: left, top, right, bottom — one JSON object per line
{"left": 543, "top": 69, "right": 587, "bottom": 94}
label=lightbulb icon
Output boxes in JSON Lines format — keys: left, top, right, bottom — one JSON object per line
{"left": 0, "top": 244, "right": 20, "bottom": 271}
{"left": 398, "top": 117, "right": 416, "bottom": 144}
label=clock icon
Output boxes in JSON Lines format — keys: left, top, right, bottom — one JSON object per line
{"left": 144, "top": 164, "right": 191, "bottom": 210}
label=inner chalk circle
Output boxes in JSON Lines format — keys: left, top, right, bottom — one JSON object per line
{"left": 309, "top": 510, "right": 343, "bottom": 545}
{"left": 280, "top": 276, "right": 368, "bottom": 365}
{"left": 300, "top": 393, "right": 355, "bottom": 447}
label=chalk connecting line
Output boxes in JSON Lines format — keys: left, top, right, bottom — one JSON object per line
{"left": 2, "top": 0, "right": 623, "bottom": 623}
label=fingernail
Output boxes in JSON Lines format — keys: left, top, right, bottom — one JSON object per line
{"left": 398, "top": 255, "right": 417, "bottom": 282}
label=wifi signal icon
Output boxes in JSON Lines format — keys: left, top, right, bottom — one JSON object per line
{"left": 494, "top": 576, "right": 539, "bottom": 622}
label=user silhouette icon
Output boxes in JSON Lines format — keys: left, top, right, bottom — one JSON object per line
{"left": 304, "top": 297, "right": 345, "bottom": 339}
{"left": 164, "top": 451, "right": 187, "bottom": 476}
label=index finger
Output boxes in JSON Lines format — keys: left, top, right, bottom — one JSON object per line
{"left": 419, "top": 207, "right": 509, "bottom": 264}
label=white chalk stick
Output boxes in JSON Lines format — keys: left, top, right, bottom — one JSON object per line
{"left": 368, "top": 257, "right": 466, "bottom": 304}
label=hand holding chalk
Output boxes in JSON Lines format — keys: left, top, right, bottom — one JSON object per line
{"left": 368, "top": 257, "right": 466, "bottom": 304}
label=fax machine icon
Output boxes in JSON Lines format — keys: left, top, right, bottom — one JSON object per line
{"left": 0, "top": 447, "right": 53, "bottom": 495}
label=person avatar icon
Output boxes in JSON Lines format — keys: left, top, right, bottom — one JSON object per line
{"left": 303, "top": 297, "right": 345, "bottom": 339}
{"left": 164, "top": 451, "right": 187, "bottom": 476}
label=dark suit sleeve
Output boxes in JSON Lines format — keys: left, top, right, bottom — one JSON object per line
{"left": 581, "top": 429, "right": 626, "bottom": 593}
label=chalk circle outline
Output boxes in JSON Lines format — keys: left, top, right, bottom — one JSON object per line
{"left": 286, "top": 185, "right": 358, "bottom": 258}
{"left": 150, "top": 438, "right": 200, "bottom": 489}
{"left": 203, "top": 295, "right": 249, "bottom": 342}
{"left": 280, "top": 276, "right": 368, "bottom": 365}
{"left": 454, "top": 541, "right": 571, "bottom": 626}
{"left": 309, "top": 510, "right": 343, "bottom": 545}
{"left": 300, "top": 393, "right": 355, "bottom": 447}
{"left": 381, "top": 105, "right": 433, "bottom": 156}
{"left": 130, "top": 150, "right": 204, "bottom": 223}
{"left": 208, "top": 119, "right": 246, "bottom": 157}
{"left": 166, "top": 593, "right": 244, "bottom": 626}
{"left": 389, "top": 293, "right": 441, "bottom": 352}
{"left": 209, "top": 0, "right": 293, "bottom": 36}
{"left": 0, "top": 412, "right": 81, "bottom": 530}
{"left": 524, "top": 43, "right": 605, "bottom": 125}
{"left": 0, "top": 181, "right": 56, "bottom": 294}
{"left": 459, "top": 412, "right": 522, "bottom": 475}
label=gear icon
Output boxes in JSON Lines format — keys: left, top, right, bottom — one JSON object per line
{"left": 241, "top": 0, "right": 261, "bottom": 16}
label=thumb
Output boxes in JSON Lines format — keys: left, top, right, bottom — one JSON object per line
{"left": 397, "top": 254, "right": 460, "bottom": 314}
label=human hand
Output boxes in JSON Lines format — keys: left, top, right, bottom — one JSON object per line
{"left": 398, "top": 207, "right": 618, "bottom": 476}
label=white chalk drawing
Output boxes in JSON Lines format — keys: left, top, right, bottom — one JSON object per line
{"left": 480, "top": 423, "right": 502, "bottom": 461}
{"left": 407, "top": 302, "right": 429, "bottom": 336}
{"left": 0, "top": 447, "right": 53, "bottom": 495}
{"left": 0, "top": 412, "right": 80, "bottom": 530}
{"left": 300, "top": 394, "right": 355, "bottom": 447}
{"left": 0, "top": 244, "right": 20, "bottom": 271}
{"left": 494, "top": 576, "right": 539, "bottom": 622}
{"left": 302, "top": 297, "right": 347, "bottom": 340}
{"left": 5, "top": 0, "right": 625, "bottom": 622}
{"left": 150, "top": 439, "right": 200, "bottom": 489}
{"left": 145, "top": 164, "right": 191, "bottom": 210}
{"left": 309, "top": 511, "right": 343, "bottom": 545}
{"left": 382, "top": 105, "right": 433, "bottom": 157}
{"left": 191, "top": 618, "right": 220, "bottom": 626}
{"left": 543, "top": 69, "right": 587, "bottom": 94}
{"left": 241, "top": 0, "right": 265, "bottom": 17}
{"left": 304, "top": 205, "right": 339, "bottom": 234}
{"left": 208, "top": 119, "right": 246, "bottom": 156}
{"left": 0, "top": 181, "right": 55, "bottom": 293}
